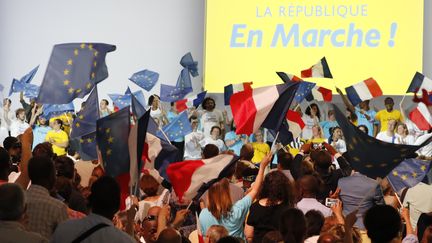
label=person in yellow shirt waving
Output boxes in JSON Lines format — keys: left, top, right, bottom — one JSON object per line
{"left": 251, "top": 129, "right": 270, "bottom": 164}
{"left": 45, "top": 119, "right": 69, "bottom": 156}
{"left": 375, "top": 97, "right": 403, "bottom": 132}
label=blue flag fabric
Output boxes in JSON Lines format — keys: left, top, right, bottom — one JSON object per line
{"left": 294, "top": 81, "right": 316, "bottom": 103}
{"left": 37, "top": 43, "right": 116, "bottom": 104}
{"left": 23, "top": 83, "right": 40, "bottom": 99}
{"left": 160, "top": 84, "right": 190, "bottom": 102}
{"left": 70, "top": 86, "right": 99, "bottom": 138}
{"left": 387, "top": 158, "right": 431, "bottom": 193}
{"left": 96, "top": 107, "right": 130, "bottom": 178}
{"left": 78, "top": 132, "right": 98, "bottom": 160}
{"left": 131, "top": 93, "right": 146, "bottom": 119}
{"left": 159, "top": 111, "right": 192, "bottom": 141}
{"left": 191, "top": 91, "right": 207, "bottom": 107}
{"left": 176, "top": 68, "right": 193, "bottom": 94}
{"left": 8, "top": 79, "right": 26, "bottom": 96}
{"left": 42, "top": 102, "right": 75, "bottom": 119}
{"left": 129, "top": 69, "right": 159, "bottom": 91}
{"left": 268, "top": 119, "right": 294, "bottom": 146}
{"left": 180, "top": 52, "right": 199, "bottom": 77}
{"left": 333, "top": 104, "right": 432, "bottom": 178}
{"left": 109, "top": 90, "right": 146, "bottom": 110}
{"left": 20, "top": 65, "right": 39, "bottom": 83}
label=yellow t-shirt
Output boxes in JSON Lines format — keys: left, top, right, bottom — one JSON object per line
{"left": 308, "top": 137, "right": 327, "bottom": 144}
{"left": 45, "top": 130, "right": 69, "bottom": 156}
{"left": 251, "top": 142, "right": 270, "bottom": 164}
{"left": 375, "top": 109, "right": 403, "bottom": 132}
{"left": 49, "top": 113, "right": 73, "bottom": 135}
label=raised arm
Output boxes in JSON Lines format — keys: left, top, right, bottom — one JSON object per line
{"left": 245, "top": 152, "right": 272, "bottom": 201}
{"left": 336, "top": 87, "right": 355, "bottom": 113}
{"left": 15, "top": 127, "right": 33, "bottom": 189}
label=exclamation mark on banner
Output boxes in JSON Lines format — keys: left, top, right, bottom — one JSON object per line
{"left": 388, "top": 23, "right": 397, "bottom": 47}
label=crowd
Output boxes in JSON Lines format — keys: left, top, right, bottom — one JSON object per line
{"left": 0, "top": 91, "right": 431, "bottom": 243}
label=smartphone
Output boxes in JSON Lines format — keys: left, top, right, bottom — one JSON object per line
{"left": 325, "top": 198, "right": 339, "bottom": 207}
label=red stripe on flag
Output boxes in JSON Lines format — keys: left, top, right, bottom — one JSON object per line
{"left": 364, "top": 78, "right": 382, "bottom": 97}
{"left": 167, "top": 160, "right": 205, "bottom": 202}
{"left": 230, "top": 88, "right": 257, "bottom": 134}
{"left": 175, "top": 99, "right": 188, "bottom": 113}
{"left": 409, "top": 106, "right": 432, "bottom": 130}
{"left": 116, "top": 173, "right": 130, "bottom": 211}
{"left": 286, "top": 110, "right": 305, "bottom": 129}
{"left": 318, "top": 87, "right": 333, "bottom": 102}
{"left": 301, "top": 68, "right": 313, "bottom": 78}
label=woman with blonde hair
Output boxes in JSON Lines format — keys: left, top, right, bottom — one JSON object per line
{"left": 199, "top": 153, "right": 272, "bottom": 240}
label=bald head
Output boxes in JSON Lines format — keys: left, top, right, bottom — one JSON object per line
{"left": 206, "top": 225, "right": 228, "bottom": 243}
{"left": 156, "top": 228, "right": 181, "bottom": 243}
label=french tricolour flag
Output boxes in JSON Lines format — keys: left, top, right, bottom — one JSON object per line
{"left": 301, "top": 57, "right": 333, "bottom": 79}
{"left": 286, "top": 110, "right": 305, "bottom": 138}
{"left": 406, "top": 72, "right": 432, "bottom": 94}
{"left": 345, "top": 78, "right": 383, "bottom": 106}
{"left": 276, "top": 72, "right": 302, "bottom": 83}
{"left": 175, "top": 91, "right": 207, "bottom": 112}
{"left": 306, "top": 86, "right": 332, "bottom": 102}
{"left": 230, "top": 82, "right": 299, "bottom": 135}
{"left": 166, "top": 154, "right": 239, "bottom": 202}
{"left": 224, "top": 82, "right": 253, "bottom": 105}
{"left": 409, "top": 102, "right": 432, "bottom": 130}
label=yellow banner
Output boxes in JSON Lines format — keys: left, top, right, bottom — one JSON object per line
{"left": 204, "top": 0, "right": 423, "bottom": 94}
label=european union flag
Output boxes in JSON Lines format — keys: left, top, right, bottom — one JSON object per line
{"left": 20, "top": 65, "right": 39, "bottom": 83}
{"left": 8, "top": 79, "right": 25, "bottom": 96}
{"left": 268, "top": 119, "right": 294, "bottom": 146}
{"left": 159, "top": 111, "right": 192, "bottom": 141}
{"left": 43, "top": 102, "right": 75, "bottom": 119}
{"left": 70, "top": 86, "right": 99, "bottom": 138}
{"left": 387, "top": 158, "right": 431, "bottom": 193}
{"left": 129, "top": 69, "right": 159, "bottom": 91}
{"left": 334, "top": 104, "right": 432, "bottom": 178}
{"left": 109, "top": 89, "right": 146, "bottom": 110}
{"left": 180, "top": 52, "right": 199, "bottom": 77}
{"left": 78, "top": 132, "right": 98, "bottom": 160}
{"left": 23, "top": 83, "right": 40, "bottom": 99}
{"left": 96, "top": 107, "right": 130, "bottom": 178}
{"left": 294, "top": 81, "right": 316, "bottom": 103}
{"left": 175, "top": 68, "right": 193, "bottom": 94}
{"left": 160, "top": 84, "right": 190, "bottom": 102}
{"left": 37, "top": 43, "right": 116, "bottom": 104}
{"left": 131, "top": 93, "right": 146, "bottom": 119}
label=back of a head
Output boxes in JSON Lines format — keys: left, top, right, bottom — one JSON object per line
{"left": 299, "top": 175, "right": 319, "bottom": 198}
{"left": 55, "top": 155, "right": 75, "bottom": 179}
{"left": 32, "top": 142, "right": 54, "bottom": 158}
{"left": 216, "top": 236, "right": 241, "bottom": 243}
{"left": 207, "top": 225, "right": 229, "bottom": 243}
{"left": 318, "top": 232, "right": 342, "bottom": 243}
{"left": 156, "top": 228, "right": 182, "bottom": 243}
{"left": 140, "top": 174, "right": 160, "bottom": 197}
{"left": 279, "top": 208, "right": 306, "bottom": 243}
{"left": 0, "top": 183, "right": 25, "bottom": 221}
{"left": 364, "top": 205, "right": 402, "bottom": 243}
{"left": 208, "top": 178, "right": 232, "bottom": 220}
{"left": 259, "top": 170, "right": 294, "bottom": 207}
{"left": 305, "top": 210, "right": 325, "bottom": 237}
{"left": 277, "top": 150, "right": 293, "bottom": 170}
{"left": 203, "top": 144, "right": 219, "bottom": 159}
{"left": 421, "top": 226, "right": 432, "bottom": 243}
{"left": 239, "top": 144, "right": 254, "bottom": 161}
{"left": 0, "top": 147, "right": 11, "bottom": 176}
{"left": 3, "top": 136, "right": 19, "bottom": 151}
{"left": 262, "top": 230, "right": 284, "bottom": 243}
{"left": 28, "top": 156, "right": 55, "bottom": 187}
{"left": 88, "top": 176, "right": 120, "bottom": 219}
{"left": 417, "top": 213, "right": 432, "bottom": 242}
{"left": 313, "top": 150, "right": 333, "bottom": 170}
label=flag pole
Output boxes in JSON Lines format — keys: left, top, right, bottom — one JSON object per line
{"left": 158, "top": 127, "right": 173, "bottom": 145}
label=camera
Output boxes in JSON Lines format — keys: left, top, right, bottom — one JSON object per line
{"left": 325, "top": 198, "right": 339, "bottom": 207}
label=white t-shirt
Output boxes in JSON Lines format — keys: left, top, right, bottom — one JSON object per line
{"left": 0, "top": 108, "right": 14, "bottom": 130}
{"left": 9, "top": 120, "right": 29, "bottom": 137}
{"left": 199, "top": 137, "right": 226, "bottom": 152}
{"left": 150, "top": 108, "right": 164, "bottom": 126}
{"left": 332, "top": 139, "right": 347, "bottom": 153}
{"left": 376, "top": 132, "right": 396, "bottom": 143}
{"left": 301, "top": 115, "right": 317, "bottom": 140}
{"left": 199, "top": 109, "right": 223, "bottom": 137}
{"left": 395, "top": 134, "right": 416, "bottom": 145}
{"left": 184, "top": 131, "right": 205, "bottom": 160}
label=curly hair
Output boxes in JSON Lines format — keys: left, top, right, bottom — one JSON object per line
{"left": 258, "top": 170, "right": 295, "bottom": 207}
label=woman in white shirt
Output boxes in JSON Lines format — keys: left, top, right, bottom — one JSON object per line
{"left": 329, "top": 127, "right": 347, "bottom": 153}
{"left": 200, "top": 126, "right": 226, "bottom": 152}
{"left": 395, "top": 123, "right": 416, "bottom": 145}
{"left": 148, "top": 95, "right": 168, "bottom": 126}
{"left": 302, "top": 104, "right": 321, "bottom": 140}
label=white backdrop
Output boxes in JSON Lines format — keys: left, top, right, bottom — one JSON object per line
{"left": 0, "top": 0, "right": 431, "bottom": 112}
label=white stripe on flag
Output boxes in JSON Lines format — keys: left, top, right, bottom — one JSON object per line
{"left": 184, "top": 155, "right": 234, "bottom": 200}
{"left": 419, "top": 76, "right": 432, "bottom": 93}
{"left": 252, "top": 86, "right": 280, "bottom": 132}
{"left": 311, "top": 87, "right": 324, "bottom": 101}
{"left": 418, "top": 103, "right": 432, "bottom": 124}
{"left": 143, "top": 133, "right": 163, "bottom": 170}
{"left": 354, "top": 81, "right": 373, "bottom": 100}
{"left": 232, "top": 83, "right": 246, "bottom": 93}
{"left": 288, "top": 120, "right": 302, "bottom": 138}
{"left": 312, "top": 62, "right": 324, "bottom": 77}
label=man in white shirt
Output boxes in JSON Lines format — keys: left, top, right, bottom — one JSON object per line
{"left": 376, "top": 119, "right": 397, "bottom": 143}
{"left": 403, "top": 182, "right": 432, "bottom": 230}
{"left": 296, "top": 175, "right": 332, "bottom": 217}
{"left": 9, "top": 108, "right": 29, "bottom": 137}
{"left": 199, "top": 98, "right": 224, "bottom": 137}
{"left": 184, "top": 116, "right": 205, "bottom": 160}
{"left": 0, "top": 99, "right": 14, "bottom": 144}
